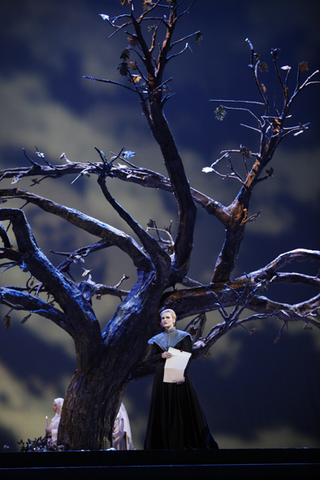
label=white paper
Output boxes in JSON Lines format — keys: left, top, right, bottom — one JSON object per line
{"left": 163, "top": 347, "right": 192, "bottom": 383}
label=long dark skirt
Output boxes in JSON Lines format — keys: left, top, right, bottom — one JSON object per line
{"left": 144, "top": 340, "right": 218, "bottom": 450}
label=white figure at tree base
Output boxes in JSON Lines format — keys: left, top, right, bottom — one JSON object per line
{"left": 45, "top": 397, "right": 64, "bottom": 445}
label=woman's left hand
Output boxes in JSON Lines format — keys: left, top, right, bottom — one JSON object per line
{"left": 193, "top": 339, "right": 205, "bottom": 349}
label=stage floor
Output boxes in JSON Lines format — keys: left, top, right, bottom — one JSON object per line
{"left": 1, "top": 448, "right": 319, "bottom": 479}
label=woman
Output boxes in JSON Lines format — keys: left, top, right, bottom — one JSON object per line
{"left": 144, "top": 309, "right": 218, "bottom": 450}
{"left": 45, "top": 397, "right": 64, "bottom": 445}
{"left": 113, "top": 402, "right": 134, "bottom": 450}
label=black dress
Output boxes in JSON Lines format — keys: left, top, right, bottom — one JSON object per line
{"left": 144, "top": 329, "right": 218, "bottom": 450}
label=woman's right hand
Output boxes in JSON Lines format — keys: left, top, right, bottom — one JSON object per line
{"left": 161, "top": 352, "right": 172, "bottom": 359}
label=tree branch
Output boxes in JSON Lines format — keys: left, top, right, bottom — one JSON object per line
{"left": 161, "top": 249, "right": 320, "bottom": 321}
{"left": 0, "top": 162, "right": 227, "bottom": 223}
{"left": 96, "top": 173, "right": 171, "bottom": 283}
{"left": 0, "top": 188, "right": 152, "bottom": 272}
{"left": 0, "top": 286, "right": 69, "bottom": 330}
{"left": 0, "top": 207, "right": 104, "bottom": 370}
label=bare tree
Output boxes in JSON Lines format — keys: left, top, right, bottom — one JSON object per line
{"left": 0, "top": 1, "right": 319, "bottom": 450}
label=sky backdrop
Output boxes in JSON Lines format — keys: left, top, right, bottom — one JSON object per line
{"left": 0, "top": 0, "right": 320, "bottom": 450}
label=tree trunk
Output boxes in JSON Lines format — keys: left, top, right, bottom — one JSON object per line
{"left": 58, "top": 273, "right": 165, "bottom": 450}
{"left": 58, "top": 351, "right": 126, "bottom": 450}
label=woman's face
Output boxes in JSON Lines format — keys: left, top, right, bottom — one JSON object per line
{"left": 161, "top": 311, "right": 175, "bottom": 330}
{"left": 52, "top": 401, "right": 58, "bottom": 413}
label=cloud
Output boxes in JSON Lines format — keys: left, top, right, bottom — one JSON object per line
{"left": 217, "top": 425, "right": 320, "bottom": 448}
{"left": 0, "top": 73, "right": 117, "bottom": 162}
{"left": 0, "top": 361, "right": 69, "bottom": 446}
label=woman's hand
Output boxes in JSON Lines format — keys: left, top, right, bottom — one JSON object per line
{"left": 45, "top": 428, "right": 51, "bottom": 435}
{"left": 161, "top": 351, "right": 172, "bottom": 359}
{"left": 193, "top": 339, "right": 205, "bottom": 349}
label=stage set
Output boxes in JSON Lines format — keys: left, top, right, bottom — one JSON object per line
{"left": 1, "top": 448, "right": 319, "bottom": 479}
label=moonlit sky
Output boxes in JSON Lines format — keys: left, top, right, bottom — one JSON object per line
{"left": 0, "top": 0, "right": 320, "bottom": 450}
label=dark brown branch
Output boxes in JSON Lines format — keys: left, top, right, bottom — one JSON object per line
{"left": 0, "top": 286, "right": 68, "bottom": 329}
{"left": 210, "top": 41, "right": 319, "bottom": 283}
{"left": 96, "top": 174, "right": 170, "bottom": 282}
{"left": 0, "top": 188, "right": 152, "bottom": 272}
{"left": 0, "top": 161, "right": 227, "bottom": 222}
{"left": 246, "top": 248, "right": 320, "bottom": 280}
{"left": 83, "top": 76, "right": 139, "bottom": 94}
{"left": 161, "top": 248, "right": 320, "bottom": 317}
{"left": 269, "top": 272, "right": 320, "bottom": 288}
{"left": 0, "top": 208, "right": 103, "bottom": 364}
